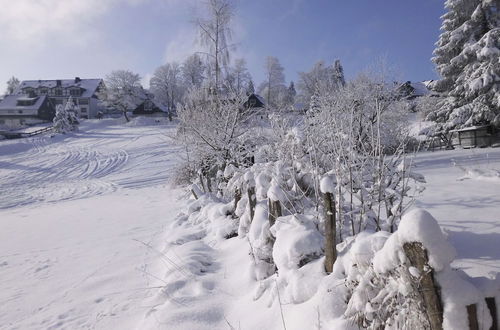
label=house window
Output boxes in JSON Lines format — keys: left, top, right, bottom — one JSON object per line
{"left": 63, "top": 89, "right": 69, "bottom": 96}
{"left": 39, "top": 88, "right": 48, "bottom": 95}
{"left": 79, "top": 98, "right": 89, "bottom": 105}
{"left": 18, "top": 110, "right": 23, "bottom": 114}
{"left": 70, "top": 89, "right": 81, "bottom": 97}
{"left": 55, "top": 88, "right": 63, "bottom": 96}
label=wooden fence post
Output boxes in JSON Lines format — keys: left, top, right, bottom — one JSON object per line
{"left": 268, "top": 198, "right": 282, "bottom": 227}
{"left": 403, "top": 242, "right": 443, "bottom": 330}
{"left": 234, "top": 188, "right": 241, "bottom": 213}
{"left": 486, "top": 297, "right": 498, "bottom": 330}
{"left": 199, "top": 173, "right": 206, "bottom": 193}
{"left": 323, "top": 191, "right": 337, "bottom": 273}
{"left": 247, "top": 186, "right": 256, "bottom": 223}
{"left": 467, "top": 304, "right": 479, "bottom": 330}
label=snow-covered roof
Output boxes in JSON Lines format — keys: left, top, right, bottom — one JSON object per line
{"left": 410, "top": 82, "right": 430, "bottom": 97}
{"left": 16, "top": 78, "right": 103, "bottom": 98}
{"left": 0, "top": 95, "right": 47, "bottom": 113}
{"left": 450, "top": 125, "right": 490, "bottom": 132}
{"left": 254, "top": 94, "right": 266, "bottom": 105}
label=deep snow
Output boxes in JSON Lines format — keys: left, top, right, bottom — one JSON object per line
{"left": 1, "top": 119, "right": 499, "bottom": 329}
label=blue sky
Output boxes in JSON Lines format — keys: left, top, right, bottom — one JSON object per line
{"left": 0, "top": 0, "right": 445, "bottom": 92}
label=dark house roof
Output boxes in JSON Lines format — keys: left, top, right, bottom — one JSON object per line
{"left": 16, "top": 78, "right": 103, "bottom": 98}
{"left": 132, "top": 98, "right": 168, "bottom": 115}
{"left": 243, "top": 93, "right": 266, "bottom": 108}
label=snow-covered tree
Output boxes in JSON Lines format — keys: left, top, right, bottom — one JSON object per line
{"left": 182, "top": 53, "right": 206, "bottom": 89}
{"left": 5, "top": 76, "right": 20, "bottom": 95}
{"left": 428, "top": 0, "right": 500, "bottom": 131}
{"left": 226, "top": 58, "right": 252, "bottom": 94}
{"left": 259, "top": 56, "right": 286, "bottom": 107}
{"left": 176, "top": 85, "right": 256, "bottom": 186}
{"left": 285, "top": 81, "right": 297, "bottom": 106}
{"left": 53, "top": 97, "right": 79, "bottom": 133}
{"left": 195, "top": 0, "right": 235, "bottom": 91}
{"left": 98, "top": 70, "right": 143, "bottom": 122}
{"left": 247, "top": 79, "right": 255, "bottom": 95}
{"left": 297, "top": 59, "right": 345, "bottom": 105}
{"left": 150, "top": 62, "right": 184, "bottom": 113}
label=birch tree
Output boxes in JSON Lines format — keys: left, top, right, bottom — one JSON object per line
{"left": 195, "top": 0, "right": 235, "bottom": 92}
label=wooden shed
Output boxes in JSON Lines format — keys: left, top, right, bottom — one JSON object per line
{"left": 450, "top": 125, "right": 498, "bottom": 148}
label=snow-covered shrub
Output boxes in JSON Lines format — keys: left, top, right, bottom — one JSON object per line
{"left": 175, "top": 85, "right": 262, "bottom": 191}
{"left": 305, "top": 72, "right": 425, "bottom": 236}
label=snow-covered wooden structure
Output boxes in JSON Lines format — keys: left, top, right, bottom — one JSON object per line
{"left": 450, "top": 125, "right": 499, "bottom": 148}
{"left": 132, "top": 98, "right": 169, "bottom": 117}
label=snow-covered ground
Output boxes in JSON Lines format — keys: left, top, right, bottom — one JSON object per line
{"left": 0, "top": 119, "right": 188, "bottom": 329}
{"left": 1, "top": 119, "right": 499, "bottom": 329}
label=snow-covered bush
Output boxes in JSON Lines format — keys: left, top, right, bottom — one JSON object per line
{"left": 175, "top": 85, "right": 261, "bottom": 192}
{"left": 305, "top": 73, "right": 425, "bottom": 235}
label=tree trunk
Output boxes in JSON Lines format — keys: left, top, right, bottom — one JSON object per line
{"left": 323, "top": 191, "right": 337, "bottom": 273}
{"left": 123, "top": 110, "right": 130, "bottom": 122}
{"left": 403, "top": 242, "right": 443, "bottom": 330}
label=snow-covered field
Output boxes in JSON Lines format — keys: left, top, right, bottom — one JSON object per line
{"left": 0, "top": 119, "right": 188, "bottom": 329}
{"left": 1, "top": 119, "right": 499, "bottom": 329}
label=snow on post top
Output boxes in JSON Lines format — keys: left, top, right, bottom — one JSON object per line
{"left": 320, "top": 175, "right": 336, "bottom": 194}
{"left": 397, "top": 209, "right": 456, "bottom": 271}
{"left": 243, "top": 171, "right": 255, "bottom": 187}
{"left": 267, "top": 180, "right": 286, "bottom": 202}
{"left": 373, "top": 208, "right": 456, "bottom": 274}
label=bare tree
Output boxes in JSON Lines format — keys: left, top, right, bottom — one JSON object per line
{"left": 98, "top": 70, "right": 143, "bottom": 122}
{"left": 5, "top": 76, "right": 20, "bottom": 95}
{"left": 227, "top": 58, "right": 252, "bottom": 93}
{"left": 259, "top": 56, "right": 285, "bottom": 107}
{"left": 195, "top": 0, "right": 235, "bottom": 92}
{"left": 150, "top": 62, "right": 184, "bottom": 114}
{"left": 182, "top": 53, "right": 206, "bottom": 89}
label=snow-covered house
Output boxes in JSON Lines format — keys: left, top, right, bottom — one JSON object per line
{"left": 132, "top": 98, "right": 169, "bottom": 117}
{"left": 0, "top": 95, "right": 55, "bottom": 128}
{"left": 396, "top": 81, "right": 432, "bottom": 100}
{"left": 14, "top": 78, "right": 104, "bottom": 119}
{"left": 243, "top": 93, "right": 266, "bottom": 109}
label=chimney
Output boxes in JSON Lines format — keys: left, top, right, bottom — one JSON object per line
{"left": 56, "top": 80, "right": 61, "bottom": 87}
{"left": 75, "top": 77, "right": 81, "bottom": 83}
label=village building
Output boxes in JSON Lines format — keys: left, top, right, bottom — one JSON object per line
{"left": 15, "top": 78, "right": 104, "bottom": 118}
{"left": 0, "top": 78, "right": 105, "bottom": 128}
{"left": 0, "top": 95, "right": 55, "bottom": 128}
{"left": 132, "top": 97, "right": 169, "bottom": 117}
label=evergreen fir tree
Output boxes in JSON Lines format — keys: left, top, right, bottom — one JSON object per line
{"left": 428, "top": 0, "right": 500, "bottom": 131}
{"left": 333, "top": 60, "right": 346, "bottom": 88}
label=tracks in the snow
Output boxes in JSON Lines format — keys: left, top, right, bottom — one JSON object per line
{"left": 0, "top": 126, "right": 179, "bottom": 209}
